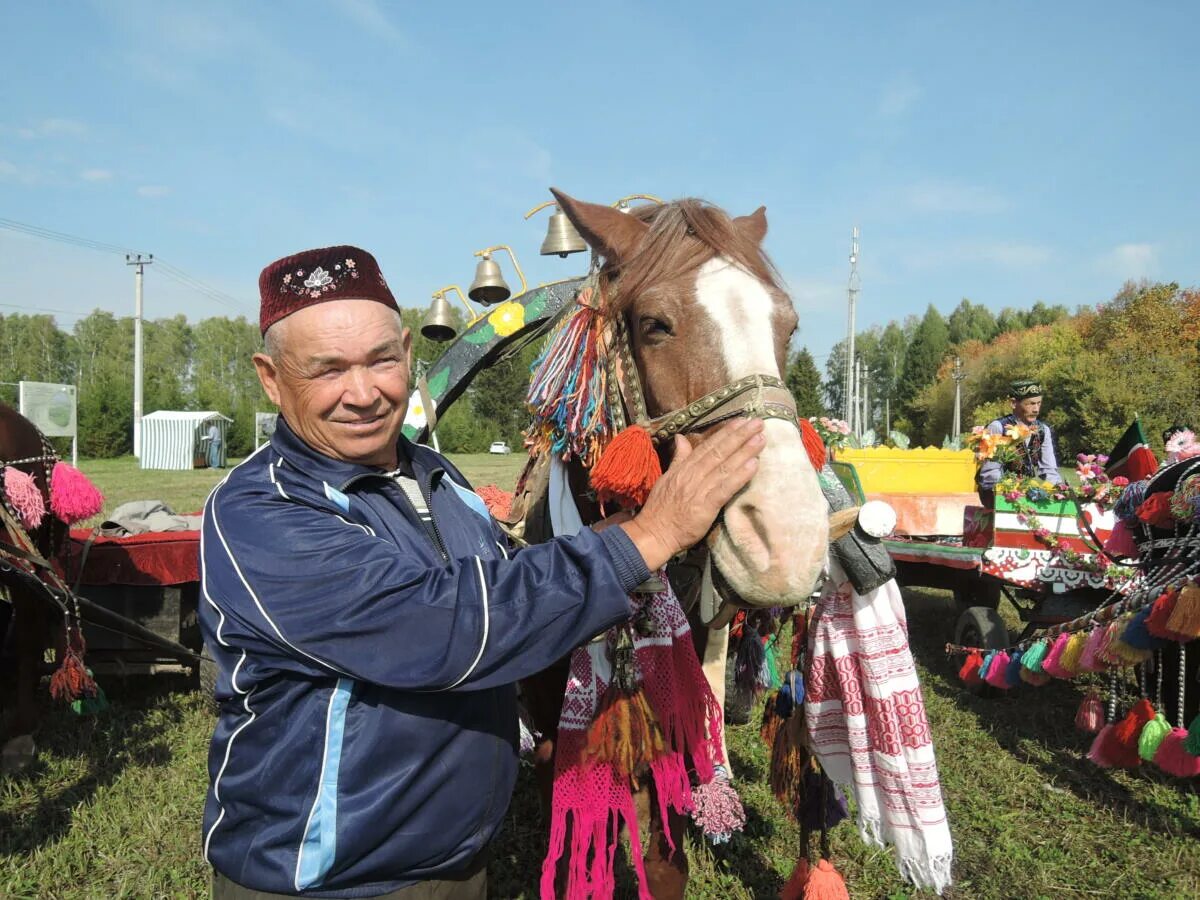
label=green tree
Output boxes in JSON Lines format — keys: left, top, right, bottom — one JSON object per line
{"left": 897, "top": 305, "right": 949, "bottom": 422}
{"left": 946, "top": 299, "right": 998, "bottom": 345}
{"left": 785, "top": 347, "right": 824, "bottom": 418}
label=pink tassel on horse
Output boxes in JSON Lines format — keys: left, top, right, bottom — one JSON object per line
{"left": 3, "top": 465, "right": 45, "bottom": 530}
{"left": 50, "top": 461, "right": 104, "bottom": 524}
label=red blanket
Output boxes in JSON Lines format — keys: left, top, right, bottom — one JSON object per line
{"left": 67, "top": 529, "right": 200, "bottom": 587}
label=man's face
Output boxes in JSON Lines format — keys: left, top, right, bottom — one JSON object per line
{"left": 1012, "top": 395, "right": 1042, "bottom": 425}
{"left": 254, "top": 299, "right": 412, "bottom": 469}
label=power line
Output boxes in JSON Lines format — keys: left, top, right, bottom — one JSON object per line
{"left": 0, "top": 216, "right": 254, "bottom": 313}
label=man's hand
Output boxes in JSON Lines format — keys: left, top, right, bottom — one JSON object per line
{"left": 619, "top": 418, "right": 766, "bottom": 571}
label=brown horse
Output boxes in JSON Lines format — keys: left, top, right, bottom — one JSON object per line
{"left": 0, "top": 403, "right": 68, "bottom": 773}
{"left": 519, "top": 191, "right": 829, "bottom": 898}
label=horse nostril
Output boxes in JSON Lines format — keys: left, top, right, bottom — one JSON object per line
{"left": 731, "top": 503, "right": 771, "bottom": 550}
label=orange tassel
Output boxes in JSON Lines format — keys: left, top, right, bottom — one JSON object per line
{"left": 780, "top": 858, "right": 810, "bottom": 900}
{"left": 803, "top": 859, "right": 850, "bottom": 900}
{"left": 1165, "top": 584, "right": 1200, "bottom": 639}
{"left": 583, "top": 686, "right": 666, "bottom": 785}
{"left": 800, "top": 419, "right": 827, "bottom": 471}
{"left": 590, "top": 424, "right": 662, "bottom": 509}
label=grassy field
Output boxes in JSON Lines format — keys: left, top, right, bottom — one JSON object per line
{"left": 3, "top": 456, "right": 1199, "bottom": 898}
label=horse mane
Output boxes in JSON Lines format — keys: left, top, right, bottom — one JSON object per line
{"left": 600, "top": 199, "right": 783, "bottom": 313}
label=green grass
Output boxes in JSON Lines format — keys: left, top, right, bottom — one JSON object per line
{"left": 4, "top": 457, "right": 1199, "bottom": 898}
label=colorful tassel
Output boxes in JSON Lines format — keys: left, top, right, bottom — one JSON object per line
{"left": 48, "top": 629, "right": 98, "bottom": 703}
{"left": 958, "top": 650, "right": 984, "bottom": 687}
{"left": 1021, "top": 639, "right": 1049, "bottom": 674}
{"left": 1111, "top": 698, "right": 1155, "bottom": 752}
{"left": 984, "top": 650, "right": 1012, "bottom": 689}
{"left": 1019, "top": 666, "right": 1052, "bottom": 686}
{"left": 1079, "top": 626, "right": 1110, "bottom": 673}
{"left": 780, "top": 858, "right": 810, "bottom": 900}
{"left": 1087, "top": 724, "right": 1116, "bottom": 767}
{"left": 1186, "top": 713, "right": 1200, "bottom": 756}
{"left": 978, "top": 651, "right": 996, "bottom": 681}
{"left": 1102, "top": 519, "right": 1138, "bottom": 558}
{"left": 803, "top": 859, "right": 850, "bottom": 900}
{"left": 1146, "top": 590, "right": 1183, "bottom": 641}
{"left": 1058, "top": 631, "right": 1087, "bottom": 676}
{"left": 1165, "top": 583, "right": 1200, "bottom": 639}
{"left": 3, "top": 465, "right": 45, "bottom": 530}
{"left": 1138, "top": 713, "right": 1171, "bottom": 762}
{"left": 1041, "top": 633, "right": 1073, "bottom": 679}
{"left": 583, "top": 686, "right": 666, "bottom": 783}
{"left": 1153, "top": 729, "right": 1200, "bottom": 776}
{"left": 589, "top": 424, "right": 662, "bottom": 509}
{"left": 1119, "top": 607, "right": 1162, "bottom": 651}
{"left": 735, "top": 632, "right": 767, "bottom": 697}
{"left": 800, "top": 418, "right": 827, "bottom": 471}
{"left": 1004, "top": 649, "right": 1024, "bottom": 688}
{"left": 1097, "top": 622, "right": 1127, "bottom": 667}
{"left": 689, "top": 768, "right": 746, "bottom": 843}
{"left": 1075, "top": 691, "right": 1104, "bottom": 733}
{"left": 49, "top": 461, "right": 104, "bottom": 524}
{"left": 1107, "top": 627, "right": 1154, "bottom": 666}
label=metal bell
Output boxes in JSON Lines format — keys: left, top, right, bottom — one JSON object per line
{"left": 468, "top": 256, "right": 510, "bottom": 305}
{"left": 420, "top": 294, "right": 457, "bottom": 342}
{"left": 539, "top": 207, "right": 587, "bottom": 257}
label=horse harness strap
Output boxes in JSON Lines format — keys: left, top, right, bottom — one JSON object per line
{"left": 604, "top": 306, "right": 799, "bottom": 443}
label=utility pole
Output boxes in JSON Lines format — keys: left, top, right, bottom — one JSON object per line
{"left": 951, "top": 355, "right": 966, "bottom": 440}
{"left": 843, "top": 226, "right": 860, "bottom": 423}
{"left": 125, "top": 253, "right": 152, "bottom": 457}
{"left": 863, "top": 365, "right": 870, "bottom": 438}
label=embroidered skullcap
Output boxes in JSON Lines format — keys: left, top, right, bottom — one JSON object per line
{"left": 259, "top": 245, "right": 398, "bottom": 335}
{"left": 1009, "top": 379, "right": 1042, "bottom": 399}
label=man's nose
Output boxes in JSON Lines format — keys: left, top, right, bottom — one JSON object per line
{"left": 342, "top": 367, "right": 379, "bottom": 407}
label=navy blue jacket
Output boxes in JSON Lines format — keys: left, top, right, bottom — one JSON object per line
{"left": 200, "top": 419, "right": 645, "bottom": 897}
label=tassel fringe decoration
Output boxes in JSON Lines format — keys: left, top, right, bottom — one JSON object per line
{"left": 800, "top": 418, "right": 827, "bottom": 472}
{"left": 1075, "top": 691, "right": 1104, "bottom": 733}
{"left": 1154, "top": 729, "right": 1200, "bottom": 777}
{"left": 1138, "top": 714, "right": 1171, "bottom": 762}
{"left": 1087, "top": 724, "right": 1116, "bottom": 768}
{"left": 780, "top": 858, "right": 810, "bottom": 900}
{"left": 48, "top": 628, "right": 98, "bottom": 703}
{"left": 1146, "top": 590, "right": 1184, "bottom": 641}
{"left": 803, "top": 859, "right": 851, "bottom": 900}
{"left": 958, "top": 650, "right": 984, "bottom": 687}
{"left": 984, "top": 650, "right": 1012, "bottom": 689}
{"left": 1058, "top": 631, "right": 1087, "bottom": 676}
{"left": 1041, "top": 633, "right": 1073, "bottom": 679}
{"left": 1004, "top": 649, "right": 1025, "bottom": 688}
{"left": 1021, "top": 639, "right": 1049, "bottom": 674}
{"left": 50, "top": 461, "right": 104, "bottom": 524}
{"left": 3, "top": 465, "right": 45, "bottom": 530}
{"left": 583, "top": 686, "right": 667, "bottom": 785}
{"left": 1165, "top": 584, "right": 1200, "bottom": 639}
{"left": 1079, "top": 626, "right": 1110, "bottom": 673}
{"left": 589, "top": 424, "right": 662, "bottom": 509}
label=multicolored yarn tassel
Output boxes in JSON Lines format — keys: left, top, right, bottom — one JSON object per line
{"left": 780, "top": 858, "right": 810, "bottom": 900}
{"left": 1165, "top": 584, "right": 1200, "bottom": 639}
{"left": 2, "top": 465, "right": 45, "bottom": 530}
{"left": 958, "top": 650, "right": 984, "bottom": 687}
{"left": 1075, "top": 691, "right": 1104, "bottom": 733}
{"left": 1109, "top": 698, "right": 1156, "bottom": 764}
{"left": 1058, "top": 631, "right": 1087, "bottom": 676}
{"left": 525, "top": 292, "right": 612, "bottom": 467}
{"left": 984, "top": 651, "right": 1012, "bottom": 689}
{"left": 1079, "top": 626, "right": 1110, "bottom": 673}
{"left": 977, "top": 652, "right": 996, "bottom": 682}
{"left": 800, "top": 418, "right": 827, "bottom": 472}
{"left": 48, "top": 627, "right": 98, "bottom": 703}
{"left": 1146, "top": 590, "right": 1184, "bottom": 641}
{"left": 1087, "top": 724, "right": 1116, "bottom": 768}
{"left": 1154, "top": 729, "right": 1200, "bottom": 776}
{"left": 802, "top": 859, "right": 851, "bottom": 900}
{"left": 1138, "top": 713, "right": 1171, "bottom": 762}
{"left": 1004, "top": 649, "right": 1024, "bottom": 688}
{"left": 589, "top": 424, "right": 661, "bottom": 509}
{"left": 1119, "top": 607, "right": 1161, "bottom": 651}
{"left": 689, "top": 765, "right": 746, "bottom": 844}
{"left": 49, "top": 461, "right": 104, "bottom": 524}
{"left": 1021, "top": 639, "right": 1049, "bottom": 674}
{"left": 1041, "top": 633, "right": 1073, "bottom": 679}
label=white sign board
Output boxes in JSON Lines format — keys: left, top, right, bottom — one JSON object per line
{"left": 19, "top": 381, "right": 77, "bottom": 438}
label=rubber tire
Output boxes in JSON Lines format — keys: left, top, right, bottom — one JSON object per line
{"left": 197, "top": 656, "right": 219, "bottom": 710}
{"left": 953, "top": 571, "right": 1002, "bottom": 612}
{"left": 954, "top": 606, "right": 1008, "bottom": 697}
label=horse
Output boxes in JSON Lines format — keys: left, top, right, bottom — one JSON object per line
{"left": 514, "top": 190, "right": 830, "bottom": 899}
{"left": 0, "top": 402, "right": 69, "bottom": 772}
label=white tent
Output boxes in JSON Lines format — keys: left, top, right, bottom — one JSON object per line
{"left": 140, "top": 411, "right": 233, "bottom": 470}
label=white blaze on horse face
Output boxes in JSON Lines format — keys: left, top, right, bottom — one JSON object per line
{"left": 693, "top": 258, "right": 828, "bottom": 606}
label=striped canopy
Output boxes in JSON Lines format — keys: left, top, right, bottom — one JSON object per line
{"left": 140, "top": 410, "right": 233, "bottom": 470}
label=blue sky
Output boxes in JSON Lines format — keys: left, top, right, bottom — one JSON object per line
{"left": 2, "top": 1, "right": 1197, "bottom": 369}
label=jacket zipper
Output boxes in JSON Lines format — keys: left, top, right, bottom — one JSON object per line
{"left": 342, "top": 468, "right": 449, "bottom": 562}
{"left": 418, "top": 468, "right": 450, "bottom": 562}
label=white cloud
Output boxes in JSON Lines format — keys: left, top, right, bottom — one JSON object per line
{"left": 137, "top": 185, "right": 170, "bottom": 198}
{"left": 902, "top": 240, "right": 1052, "bottom": 270}
{"left": 11, "top": 117, "right": 89, "bottom": 139}
{"left": 1100, "top": 242, "right": 1158, "bottom": 279}
{"left": 81, "top": 168, "right": 113, "bottom": 182}
{"left": 902, "top": 178, "right": 1011, "bottom": 215}
{"left": 878, "top": 74, "right": 921, "bottom": 118}
{"left": 332, "top": 0, "right": 410, "bottom": 46}
{"left": 0, "top": 159, "right": 38, "bottom": 184}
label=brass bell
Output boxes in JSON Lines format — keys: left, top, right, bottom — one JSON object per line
{"left": 420, "top": 294, "right": 457, "bottom": 342}
{"left": 468, "top": 255, "right": 510, "bottom": 305}
{"left": 539, "top": 206, "right": 587, "bottom": 257}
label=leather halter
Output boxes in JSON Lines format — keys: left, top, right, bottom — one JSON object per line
{"left": 602, "top": 301, "right": 800, "bottom": 441}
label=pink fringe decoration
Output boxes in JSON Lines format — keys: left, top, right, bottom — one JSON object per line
{"left": 1102, "top": 520, "right": 1138, "bottom": 559}
{"left": 1041, "top": 633, "right": 1073, "bottom": 679}
{"left": 1153, "top": 729, "right": 1200, "bottom": 777}
{"left": 689, "top": 772, "right": 746, "bottom": 840}
{"left": 1079, "top": 626, "right": 1110, "bottom": 673}
{"left": 1087, "top": 724, "right": 1116, "bottom": 767}
{"left": 50, "top": 461, "right": 104, "bottom": 524}
{"left": 3, "top": 466, "right": 45, "bottom": 530}
{"left": 984, "top": 650, "right": 1012, "bottom": 689}
{"left": 1075, "top": 692, "right": 1104, "bottom": 733}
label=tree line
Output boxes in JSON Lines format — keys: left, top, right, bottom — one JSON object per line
{"left": 781, "top": 281, "right": 1200, "bottom": 458}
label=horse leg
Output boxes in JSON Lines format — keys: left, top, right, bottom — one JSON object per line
{"left": 634, "top": 781, "right": 689, "bottom": 900}
{"left": 1, "top": 587, "right": 45, "bottom": 773}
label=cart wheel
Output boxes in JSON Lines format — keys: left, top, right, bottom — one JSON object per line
{"left": 197, "top": 656, "right": 219, "bottom": 709}
{"left": 955, "top": 606, "right": 1008, "bottom": 696}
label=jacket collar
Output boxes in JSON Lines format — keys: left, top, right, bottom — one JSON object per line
{"left": 270, "top": 415, "right": 438, "bottom": 490}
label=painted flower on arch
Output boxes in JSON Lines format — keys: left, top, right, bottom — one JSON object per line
{"left": 487, "top": 301, "right": 525, "bottom": 337}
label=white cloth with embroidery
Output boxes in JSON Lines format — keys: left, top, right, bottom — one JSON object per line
{"left": 804, "top": 558, "right": 954, "bottom": 895}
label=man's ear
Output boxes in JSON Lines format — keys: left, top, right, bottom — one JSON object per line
{"left": 400, "top": 327, "right": 413, "bottom": 374}
{"left": 253, "top": 353, "right": 282, "bottom": 406}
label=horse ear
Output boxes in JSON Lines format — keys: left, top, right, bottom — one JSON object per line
{"left": 550, "top": 188, "right": 649, "bottom": 263}
{"left": 733, "top": 206, "right": 768, "bottom": 245}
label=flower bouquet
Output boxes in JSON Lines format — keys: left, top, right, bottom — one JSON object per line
{"left": 809, "top": 416, "right": 851, "bottom": 452}
{"left": 965, "top": 422, "right": 1033, "bottom": 467}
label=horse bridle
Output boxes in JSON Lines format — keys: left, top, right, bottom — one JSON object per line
{"left": 601, "top": 299, "right": 801, "bottom": 441}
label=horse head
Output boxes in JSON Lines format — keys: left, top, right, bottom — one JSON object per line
{"left": 552, "top": 190, "right": 829, "bottom": 608}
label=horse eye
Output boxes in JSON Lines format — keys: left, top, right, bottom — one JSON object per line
{"left": 640, "top": 317, "right": 673, "bottom": 337}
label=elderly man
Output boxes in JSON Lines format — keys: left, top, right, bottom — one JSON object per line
{"left": 200, "top": 246, "right": 765, "bottom": 899}
{"left": 976, "top": 378, "right": 1059, "bottom": 505}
